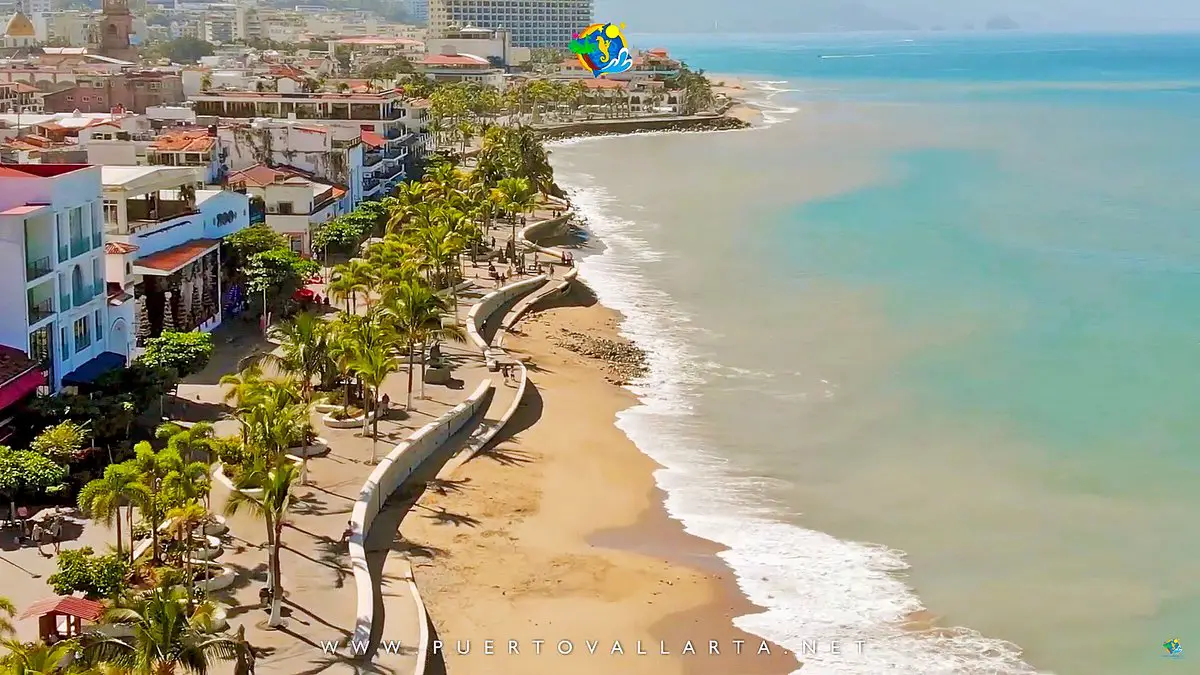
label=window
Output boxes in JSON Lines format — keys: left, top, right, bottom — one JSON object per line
{"left": 95, "top": 310, "right": 103, "bottom": 340}
{"left": 60, "top": 326, "right": 68, "bottom": 360}
{"left": 66, "top": 96, "right": 74, "bottom": 102}
{"left": 74, "top": 316, "right": 90, "bottom": 352}
{"left": 82, "top": 96, "right": 91, "bottom": 102}
{"left": 103, "top": 200, "right": 119, "bottom": 225}
{"left": 276, "top": 202, "right": 294, "bottom": 215}
{"left": 125, "top": 262, "right": 131, "bottom": 275}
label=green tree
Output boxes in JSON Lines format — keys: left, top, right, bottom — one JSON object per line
{"left": 164, "top": 501, "right": 208, "bottom": 609}
{"left": 78, "top": 463, "right": 148, "bottom": 561}
{"left": 244, "top": 248, "right": 320, "bottom": 313}
{"left": 0, "top": 596, "right": 14, "bottom": 637}
{"left": 83, "top": 584, "right": 238, "bottom": 674}
{"left": 225, "top": 223, "right": 288, "bottom": 268}
{"left": 0, "top": 638, "right": 85, "bottom": 674}
{"left": 30, "top": 421, "right": 87, "bottom": 463}
{"left": 155, "top": 421, "right": 216, "bottom": 463}
{"left": 48, "top": 547, "right": 129, "bottom": 600}
{"left": 223, "top": 461, "right": 299, "bottom": 627}
{"left": 0, "top": 447, "right": 68, "bottom": 523}
{"left": 139, "top": 331, "right": 214, "bottom": 380}
{"left": 349, "top": 338, "right": 400, "bottom": 462}
{"left": 265, "top": 312, "right": 331, "bottom": 402}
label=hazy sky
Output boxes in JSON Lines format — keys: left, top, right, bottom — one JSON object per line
{"left": 595, "top": 0, "right": 1200, "bottom": 32}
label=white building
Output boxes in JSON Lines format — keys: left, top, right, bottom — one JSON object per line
{"left": 147, "top": 128, "right": 223, "bottom": 184}
{"left": 425, "top": 26, "right": 530, "bottom": 67}
{"left": 418, "top": 48, "right": 505, "bottom": 88}
{"left": 101, "top": 166, "right": 250, "bottom": 345}
{"left": 216, "top": 117, "right": 365, "bottom": 205}
{"left": 427, "top": 0, "right": 592, "bottom": 48}
{"left": 226, "top": 164, "right": 346, "bottom": 255}
{"left": 0, "top": 163, "right": 131, "bottom": 393}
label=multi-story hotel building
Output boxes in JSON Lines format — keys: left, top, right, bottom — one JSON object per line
{"left": 0, "top": 164, "right": 131, "bottom": 395}
{"left": 427, "top": 0, "right": 593, "bottom": 48}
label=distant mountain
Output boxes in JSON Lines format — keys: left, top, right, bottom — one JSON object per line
{"left": 984, "top": 14, "right": 1020, "bottom": 30}
{"left": 596, "top": 0, "right": 918, "bottom": 33}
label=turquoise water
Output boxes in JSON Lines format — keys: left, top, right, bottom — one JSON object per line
{"left": 551, "top": 32, "right": 1200, "bottom": 674}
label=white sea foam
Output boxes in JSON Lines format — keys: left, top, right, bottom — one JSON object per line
{"left": 558, "top": 178, "right": 1050, "bottom": 675}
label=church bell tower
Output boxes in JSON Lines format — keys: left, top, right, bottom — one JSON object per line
{"left": 98, "top": 0, "right": 135, "bottom": 60}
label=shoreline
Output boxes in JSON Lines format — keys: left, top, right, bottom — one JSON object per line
{"left": 402, "top": 283, "right": 797, "bottom": 675}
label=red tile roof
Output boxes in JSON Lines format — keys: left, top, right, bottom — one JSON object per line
{"left": 135, "top": 239, "right": 219, "bottom": 273}
{"left": 19, "top": 596, "right": 104, "bottom": 622}
{"left": 421, "top": 53, "right": 490, "bottom": 67}
{"left": 105, "top": 241, "right": 139, "bottom": 255}
{"left": 227, "top": 164, "right": 308, "bottom": 188}
{"left": 0, "top": 344, "right": 40, "bottom": 388}
{"left": 359, "top": 130, "right": 385, "bottom": 148}
{"left": 150, "top": 130, "right": 215, "bottom": 153}
{"left": 581, "top": 78, "right": 626, "bottom": 90}
{"left": 0, "top": 164, "right": 89, "bottom": 177}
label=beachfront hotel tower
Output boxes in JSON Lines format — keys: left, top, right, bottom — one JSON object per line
{"left": 427, "top": 0, "right": 593, "bottom": 48}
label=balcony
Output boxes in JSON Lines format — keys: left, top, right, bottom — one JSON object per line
{"left": 384, "top": 127, "right": 400, "bottom": 139}
{"left": 364, "top": 153, "right": 382, "bottom": 167}
{"left": 124, "top": 200, "right": 200, "bottom": 233}
{"left": 363, "top": 178, "right": 381, "bottom": 193}
{"left": 383, "top": 149, "right": 403, "bottom": 160}
{"left": 28, "top": 298, "right": 54, "bottom": 324}
{"left": 26, "top": 256, "right": 52, "bottom": 282}
{"left": 58, "top": 243, "right": 69, "bottom": 264}
{"left": 59, "top": 293, "right": 71, "bottom": 310}
{"left": 69, "top": 234, "right": 91, "bottom": 258}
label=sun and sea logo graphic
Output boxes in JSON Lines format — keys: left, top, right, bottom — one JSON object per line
{"left": 1163, "top": 638, "right": 1183, "bottom": 658}
{"left": 569, "top": 22, "right": 633, "bottom": 78}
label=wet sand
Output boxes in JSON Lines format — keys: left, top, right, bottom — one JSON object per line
{"left": 399, "top": 285, "right": 796, "bottom": 675}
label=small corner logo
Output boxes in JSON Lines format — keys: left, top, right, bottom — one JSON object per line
{"left": 569, "top": 22, "right": 633, "bottom": 78}
{"left": 1163, "top": 638, "right": 1183, "bottom": 658}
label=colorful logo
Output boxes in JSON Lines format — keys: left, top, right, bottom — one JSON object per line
{"left": 569, "top": 23, "right": 633, "bottom": 78}
{"left": 1164, "top": 638, "right": 1183, "bottom": 658}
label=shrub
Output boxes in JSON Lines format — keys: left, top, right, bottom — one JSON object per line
{"left": 48, "top": 547, "right": 129, "bottom": 599}
{"left": 212, "top": 437, "right": 247, "bottom": 467}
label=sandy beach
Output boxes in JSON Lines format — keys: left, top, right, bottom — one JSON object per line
{"left": 709, "top": 74, "right": 765, "bottom": 125}
{"left": 400, "top": 284, "right": 796, "bottom": 675}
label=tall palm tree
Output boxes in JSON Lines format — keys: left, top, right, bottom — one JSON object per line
{"left": 165, "top": 501, "right": 208, "bottom": 610}
{"left": 383, "top": 280, "right": 449, "bottom": 411}
{"left": 223, "top": 462, "right": 299, "bottom": 627}
{"left": 494, "top": 176, "right": 535, "bottom": 244}
{"left": 349, "top": 342, "right": 400, "bottom": 462}
{"left": 83, "top": 584, "right": 237, "bottom": 674}
{"left": 78, "top": 463, "right": 149, "bottom": 563}
{"left": 130, "top": 443, "right": 183, "bottom": 563}
{"left": 264, "top": 312, "right": 330, "bottom": 402}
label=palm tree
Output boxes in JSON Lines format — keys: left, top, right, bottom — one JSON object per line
{"left": 1, "top": 638, "right": 81, "bottom": 673}
{"left": 265, "top": 312, "right": 330, "bottom": 402}
{"left": 162, "top": 459, "right": 212, "bottom": 510}
{"left": 349, "top": 342, "right": 400, "bottom": 462}
{"left": 494, "top": 176, "right": 535, "bottom": 244}
{"left": 129, "top": 443, "right": 183, "bottom": 563}
{"left": 383, "top": 280, "right": 450, "bottom": 411}
{"left": 155, "top": 421, "right": 215, "bottom": 463}
{"left": 329, "top": 259, "right": 377, "bottom": 313}
{"left": 83, "top": 584, "right": 238, "bottom": 674}
{"left": 165, "top": 501, "right": 208, "bottom": 609}
{"left": 223, "top": 461, "right": 299, "bottom": 627}
{"left": 78, "top": 463, "right": 149, "bottom": 563}
{"left": 0, "top": 596, "right": 14, "bottom": 637}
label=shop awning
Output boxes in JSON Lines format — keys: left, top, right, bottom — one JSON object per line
{"left": 0, "top": 345, "right": 43, "bottom": 411}
{"left": 132, "top": 238, "right": 219, "bottom": 276}
{"left": 60, "top": 352, "right": 126, "bottom": 387}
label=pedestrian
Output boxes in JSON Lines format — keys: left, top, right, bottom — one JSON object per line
{"left": 340, "top": 520, "right": 354, "bottom": 544}
{"left": 48, "top": 515, "right": 61, "bottom": 555}
{"left": 31, "top": 522, "right": 45, "bottom": 556}
{"left": 490, "top": 236, "right": 496, "bottom": 249}
{"left": 380, "top": 393, "right": 390, "bottom": 415}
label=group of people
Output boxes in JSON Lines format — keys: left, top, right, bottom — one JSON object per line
{"left": 21, "top": 510, "right": 64, "bottom": 556}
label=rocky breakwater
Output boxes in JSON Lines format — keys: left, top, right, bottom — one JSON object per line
{"left": 552, "top": 327, "right": 648, "bottom": 385}
{"left": 537, "top": 114, "right": 750, "bottom": 141}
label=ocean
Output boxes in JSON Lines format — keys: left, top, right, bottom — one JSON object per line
{"left": 546, "top": 33, "right": 1200, "bottom": 674}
